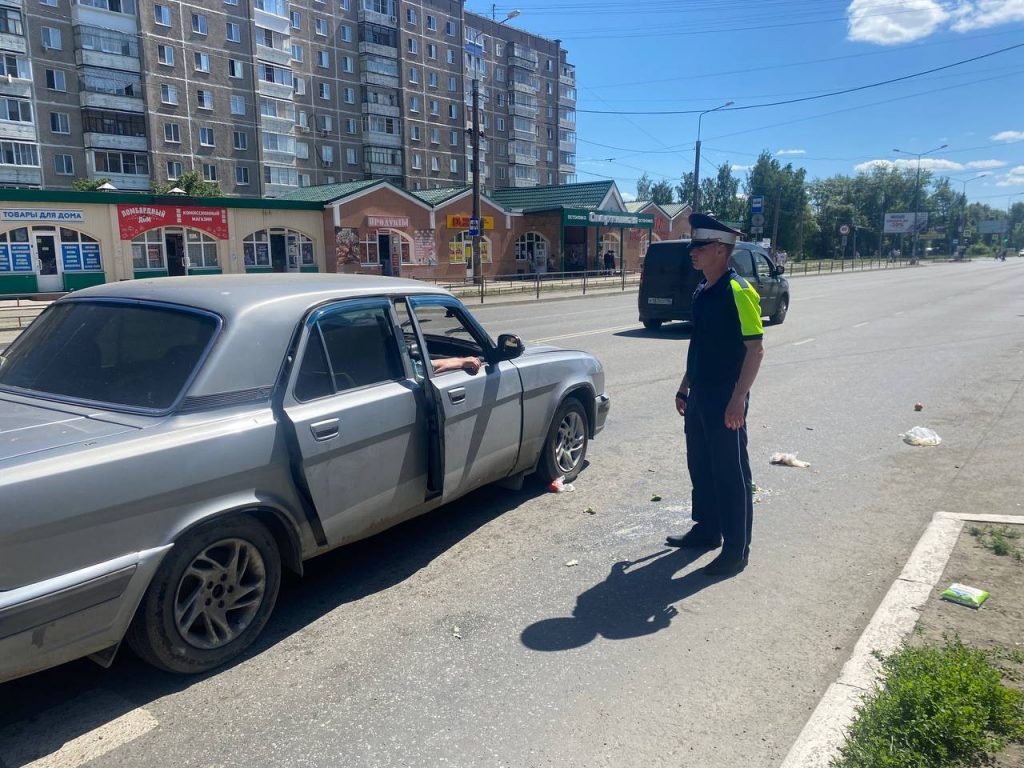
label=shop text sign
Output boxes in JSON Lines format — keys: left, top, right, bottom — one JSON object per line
{"left": 366, "top": 216, "right": 409, "bottom": 229}
{"left": 0, "top": 244, "right": 33, "bottom": 272}
{"left": 446, "top": 215, "right": 494, "bottom": 230}
{"left": 1, "top": 209, "right": 84, "bottom": 223}
{"left": 562, "top": 209, "right": 654, "bottom": 228}
{"left": 117, "top": 205, "right": 229, "bottom": 241}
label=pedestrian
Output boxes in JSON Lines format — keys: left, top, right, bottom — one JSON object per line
{"left": 665, "top": 213, "right": 765, "bottom": 577}
{"left": 604, "top": 249, "right": 615, "bottom": 275}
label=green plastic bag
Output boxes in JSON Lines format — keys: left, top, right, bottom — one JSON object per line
{"left": 941, "top": 583, "right": 990, "bottom": 609}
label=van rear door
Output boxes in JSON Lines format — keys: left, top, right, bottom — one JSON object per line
{"left": 639, "top": 242, "right": 698, "bottom": 322}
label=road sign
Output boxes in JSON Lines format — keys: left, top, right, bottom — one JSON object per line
{"left": 751, "top": 195, "right": 764, "bottom": 214}
{"left": 751, "top": 226, "right": 763, "bottom": 236}
{"left": 839, "top": 224, "right": 850, "bottom": 235}
{"left": 751, "top": 213, "right": 765, "bottom": 227}
{"left": 469, "top": 218, "right": 481, "bottom": 236}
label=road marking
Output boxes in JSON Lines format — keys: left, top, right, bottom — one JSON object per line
{"left": 895, "top": 311, "right": 905, "bottom": 316}
{"left": 793, "top": 338, "right": 816, "bottom": 346}
{"left": 532, "top": 324, "right": 639, "bottom": 343}
{"left": 853, "top": 322, "right": 869, "bottom": 328}
{"left": 0, "top": 690, "right": 158, "bottom": 768}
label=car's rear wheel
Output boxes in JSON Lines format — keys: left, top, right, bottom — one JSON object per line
{"left": 642, "top": 319, "right": 663, "bottom": 330}
{"left": 538, "top": 398, "right": 589, "bottom": 483}
{"left": 127, "top": 515, "right": 281, "bottom": 674}
{"left": 769, "top": 295, "right": 789, "bottom": 325}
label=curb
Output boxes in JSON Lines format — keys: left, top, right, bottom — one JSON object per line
{"left": 781, "top": 511, "right": 1024, "bottom": 767}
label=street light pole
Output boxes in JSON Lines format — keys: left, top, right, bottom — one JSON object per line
{"left": 470, "top": 10, "right": 519, "bottom": 286}
{"left": 954, "top": 173, "right": 987, "bottom": 258}
{"left": 692, "top": 100, "right": 733, "bottom": 213}
{"left": 894, "top": 143, "right": 947, "bottom": 263}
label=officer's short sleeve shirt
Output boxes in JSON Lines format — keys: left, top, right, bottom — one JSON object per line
{"left": 686, "top": 267, "right": 763, "bottom": 390}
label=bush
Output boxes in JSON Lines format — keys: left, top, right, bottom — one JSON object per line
{"left": 967, "top": 243, "right": 992, "bottom": 256}
{"left": 834, "top": 639, "right": 1024, "bottom": 768}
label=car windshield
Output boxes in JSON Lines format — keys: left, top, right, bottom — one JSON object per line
{"left": 644, "top": 244, "right": 694, "bottom": 277}
{"left": 0, "top": 300, "right": 219, "bottom": 411}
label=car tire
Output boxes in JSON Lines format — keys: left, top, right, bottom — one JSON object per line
{"left": 538, "top": 398, "right": 589, "bottom": 484}
{"left": 769, "top": 295, "right": 789, "bottom": 325}
{"left": 642, "top": 319, "right": 663, "bottom": 330}
{"left": 126, "top": 515, "right": 281, "bottom": 675}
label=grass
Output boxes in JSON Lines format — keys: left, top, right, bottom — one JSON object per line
{"left": 968, "top": 525, "right": 1022, "bottom": 561}
{"left": 834, "top": 639, "right": 1024, "bottom": 768}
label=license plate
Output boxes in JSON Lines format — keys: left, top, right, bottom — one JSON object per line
{"left": 647, "top": 297, "right": 672, "bottom": 305}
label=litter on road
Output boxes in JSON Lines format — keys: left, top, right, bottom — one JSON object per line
{"left": 650, "top": 494, "right": 662, "bottom": 502}
{"left": 548, "top": 477, "right": 575, "bottom": 493}
{"left": 770, "top": 452, "right": 811, "bottom": 468}
{"left": 941, "top": 583, "right": 990, "bottom": 609}
{"left": 900, "top": 426, "right": 942, "bottom": 446}
{"left": 564, "top": 559, "right": 579, "bottom": 567}
{"left": 914, "top": 402, "right": 925, "bottom": 411}
{"left": 583, "top": 507, "right": 596, "bottom": 515}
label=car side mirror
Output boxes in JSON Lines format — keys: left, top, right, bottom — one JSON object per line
{"left": 496, "top": 333, "right": 524, "bottom": 361}
{"left": 776, "top": 265, "right": 785, "bottom": 275}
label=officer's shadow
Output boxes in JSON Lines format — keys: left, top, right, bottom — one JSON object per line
{"left": 521, "top": 547, "right": 721, "bottom": 651}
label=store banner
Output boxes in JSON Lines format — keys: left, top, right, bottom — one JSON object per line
{"left": 562, "top": 208, "right": 654, "bottom": 228}
{"left": 1, "top": 209, "right": 84, "bottom": 223}
{"left": 118, "top": 205, "right": 229, "bottom": 241}
{"left": 446, "top": 215, "right": 494, "bottom": 230}
{"left": 366, "top": 216, "right": 409, "bottom": 229}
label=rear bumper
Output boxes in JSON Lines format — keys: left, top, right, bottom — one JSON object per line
{"left": 594, "top": 393, "right": 610, "bottom": 435}
{"left": 0, "top": 545, "right": 171, "bottom": 683}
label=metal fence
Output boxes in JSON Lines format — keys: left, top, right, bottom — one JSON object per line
{"left": 421, "top": 269, "right": 641, "bottom": 303}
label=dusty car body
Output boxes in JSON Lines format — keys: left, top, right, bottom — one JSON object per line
{"left": 0, "top": 274, "right": 609, "bottom": 681}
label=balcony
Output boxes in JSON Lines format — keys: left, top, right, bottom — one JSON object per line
{"left": 260, "top": 114, "right": 294, "bottom": 134}
{"left": 257, "top": 79, "right": 294, "bottom": 100}
{"left": 80, "top": 90, "right": 144, "bottom": 113}
{"left": 362, "top": 101, "right": 401, "bottom": 118}
{"left": 363, "top": 131, "right": 401, "bottom": 148}
{"left": 559, "top": 115, "right": 576, "bottom": 130}
{"left": 0, "top": 166, "right": 42, "bottom": 186}
{"left": 559, "top": 92, "right": 576, "bottom": 107}
{"left": 510, "top": 79, "right": 538, "bottom": 95}
{"left": 0, "top": 78, "right": 32, "bottom": 99}
{"left": 100, "top": 171, "right": 149, "bottom": 190}
{"left": 508, "top": 102, "right": 537, "bottom": 119}
{"left": 559, "top": 66, "right": 576, "bottom": 86}
{"left": 83, "top": 132, "right": 146, "bottom": 151}
{"left": 256, "top": 42, "right": 293, "bottom": 67}
{"left": 360, "top": 67, "right": 399, "bottom": 89}
{"left": 509, "top": 175, "right": 537, "bottom": 188}
{"left": 358, "top": 8, "right": 398, "bottom": 27}
{"left": 0, "top": 122, "right": 35, "bottom": 142}
{"left": 254, "top": 8, "right": 290, "bottom": 35}
{"left": 72, "top": 2, "right": 138, "bottom": 34}
{"left": 75, "top": 49, "right": 141, "bottom": 73}
{"left": 365, "top": 161, "right": 403, "bottom": 176}
{"left": 559, "top": 162, "right": 575, "bottom": 174}
{"left": 510, "top": 151, "right": 536, "bottom": 166}
{"left": 511, "top": 126, "right": 535, "bottom": 142}
{"left": 508, "top": 54, "right": 538, "bottom": 72}
{"left": 358, "top": 41, "right": 398, "bottom": 59}
{"left": 0, "top": 33, "right": 27, "bottom": 55}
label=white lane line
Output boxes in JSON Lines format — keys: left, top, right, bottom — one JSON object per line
{"left": 895, "top": 311, "right": 905, "bottom": 316}
{"left": 0, "top": 690, "right": 158, "bottom": 768}
{"left": 532, "top": 324, "right": 639, "bottom": 343}
{"left": 793, "top": 338, "right": 816, "bottom": 346}
{"left": 853, "top": 322, "right": 870, "bottom": 328}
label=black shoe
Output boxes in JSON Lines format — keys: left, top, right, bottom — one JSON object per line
{"left": 702, "top": 552, "right": 748, "bottom": 577}
{"left": 665, "top": 529, "right": 721, "bottom": 550}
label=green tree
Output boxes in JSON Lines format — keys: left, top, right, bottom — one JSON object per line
{"left": 649, "top": 180, "right": 675, "bottom": 205}
{"left": 699, "top": 162, "right": 742, "bottom": 223}
{"left": 675, "top": 171, "right": 694, "bottom": 206}
{"left": 635, "top": 172, "right": 652, "bottom": 201}
{"left": 71, "top": 177, "right": 112, "bottom": 192}
{"left": 151, "top": 170, "right": 222, "bottom": 197}
{"left": 744, "top": 151, "right": 811, "bottom": 254}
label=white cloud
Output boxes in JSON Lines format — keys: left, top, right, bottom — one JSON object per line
{"left": 996, "top": 165, "right": 1024, "bottom": 186}
{"left": 847, "top": 0, "right": 948, "bottom": 44}
{"left": 854, "top": 158, "right": 966, "bottom": 173}
{"left": 621, "top": 191, "right": 637, "bottom": 202}
{"left": 965, "top": 159, "right": 1007, "bottom": 169}
{"left": 731, "top": 164, "right": 753, "bottom": 172}
{"left": 991, "top": 130, "right": 1024, "bottom": 142}
{"left": 775, "top": 149, "right": 806, "bottom": 156}
{"left": 950, "top": 0, "right": 1024, "bottom": 31}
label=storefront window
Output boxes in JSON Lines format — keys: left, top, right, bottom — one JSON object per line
{"left": 132, "top": 230, "right": 165, "bottom": 270}
{"left": 360, "top": 229, "right": 411, "bottom": 266}
{"left": 186, "top": 230, "right": 218, "bottom": 268}
{"left": 243, "top": 228, "right": 314, "bottom": 270}
{"left": 449, "top": 231, "right": 491, "bottom": 264}
{"left": 514, "top": 232, "right": 547, "bottom": 261}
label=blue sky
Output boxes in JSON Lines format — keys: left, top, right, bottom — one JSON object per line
{"left": 472, "top": 0, "right": 1024, "bottom": 206}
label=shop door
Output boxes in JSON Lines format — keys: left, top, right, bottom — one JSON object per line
{"left": 533, "top": 240, "right": 548, "bottom": 273}
{"left": 271, "top": 234, "right": 287, "bottom": 272}
{"left": 35, "top": 235, "right": 62, "bottom": 292}
{"left": 378, "top": 233, "right": 393, "bottom": 276}
{"left": 166, "top": 233, "right": 186, "bottom": 276}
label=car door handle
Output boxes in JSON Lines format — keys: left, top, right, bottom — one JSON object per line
{"left": 448, "top": 387, "right": 466, "bottom": 404}
{"left": 310, "top": 418, "right": 340, "bottom": 441}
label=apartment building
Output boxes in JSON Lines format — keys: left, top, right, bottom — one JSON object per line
{"left": 0, "top": 0, "right": 575, "bottom": 196}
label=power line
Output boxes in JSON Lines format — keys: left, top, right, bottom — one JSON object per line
{"left": 576, "top": 42, "right": 1024, "bottom": 115}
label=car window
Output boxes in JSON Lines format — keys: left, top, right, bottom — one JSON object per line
{"left": 294, "top": 303, "right": 404, "bottom": 401}
{"left": 755, "top": 253, "right": 774, "bottom": 282}
{"left": 731, "top": 249, "right": 756, "bottom": 279}
{"left": 408, "top": 300, "right": 486, "bottom": 371}
{"left": 0, "top": 300, "right": 217, "bottom": 411}
{"left": 393, "top": 298, "right": 426, "bottom": 380}
{"left": 643, "top": 243, "right": 693, "bottom": 278}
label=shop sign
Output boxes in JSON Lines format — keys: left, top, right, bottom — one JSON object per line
{"left": 562, "top": 208, "right": 654, "bottom": 228}
{"left": 412, "top": 230, "right": 437, "bottom": 265}
{"left": 60, "top": 243, "right": 103, "bottom": 272}
{"left": 1, "top": 209, "right": 84, "bottom": 223}
{"left": 82, "top": 243, "right": 101, "bottom": 270}
{"left": 448, "top": 240, "right": 491, "bottom": 264}
{"left": 0, "top": 243, "right": 33, "bottom": 272}
{"left": 117, "top": 205, "right": 229, "bottom": 241}
{"left": 366, "top": 216, "right": 409, "bottom": 229}
{"left": 446, "top": 215, "right": 494, "bottom": 230}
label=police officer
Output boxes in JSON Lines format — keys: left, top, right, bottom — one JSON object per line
{"left": 665, "top": 213, "right": 765, "bottom": 577}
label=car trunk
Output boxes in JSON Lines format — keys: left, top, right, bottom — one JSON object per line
{"left": 639, "top": 242, "right": 700, "bottom": 320}
{"left": 0, "top": 396, "right": 140, "bottom": 463}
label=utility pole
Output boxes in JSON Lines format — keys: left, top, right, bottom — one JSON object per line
{"left": 692, "top": 101, "right": 732, "bottom": 213}
{"left": 471, "top": 75, "right": 482, "bottom": 285}
{"left": 770, "top": 184, "right": 781, "bottom": 254}
{"left": 894, "top": 144, "right": 947, "bottom": 264}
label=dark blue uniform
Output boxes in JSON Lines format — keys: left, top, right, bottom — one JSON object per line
{"left": 685, "top": 268, "right": 763, "bottom": 561}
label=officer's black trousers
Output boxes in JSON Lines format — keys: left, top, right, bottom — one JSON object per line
{"left": 684, "top": 387, "right": 754, "bottom": 560}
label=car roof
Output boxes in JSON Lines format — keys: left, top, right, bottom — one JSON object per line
{"left": 62, "top": 274, "right": 453, "bottom": 399}
{"left": 648, "top": 239, "right": 766, "bottom": 249}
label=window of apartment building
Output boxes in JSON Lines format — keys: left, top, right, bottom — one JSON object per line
{"left": 157, "top": 45, "right": 174, "bottom": 65}
{"left": 481, "top": 114, "right": 488, "bottom": 129}
{"left": 166, "top": 160, "right": 181, "bottom": 179}
{"left": 546, "top": 58, "right": 553, "bottom": 72}
{"left": 293, "top": 76, "right": 305, "bottom": 95}
{"left": 160, "top": 83, "right": 177, "bottom": 104}
{"left": 0, "top": 141, "right": 38, "bottom": 166}
{"left": 196, "top": 89, "right": 212, "bottom": 109}
{"left": 199, "top": 126, "right": 215, "bottom": 146}
{"left": 233, "top": 131, "right": 247, "bottom": 150}
{"left": 449, "top": 130, "right": 458, "bottom": 146}
{"left": 363, "top": 0, "right": 394, "bottom": 14}
{"left": 153, "top": 4, "right": 170, "bottom": 24}
{"left": 496, "top": 117, "right": 505, "bottom": 131}
{"left": 343, "top": 87, "right": 355, "bottom": 103}
{"left": 229, "top": 59, "right": 244, "bottom": 78}
{"left": 450, "top": 158, "right": 458, "bottom": 174}
{"left": 426, "top": 15, "right": 436, "bottom": 31}
{"left": 367, "top": 115, "right": 398, "bottom": 135}
{"left": 291, "top": 43, "right": 303, "bottom": 61}
{"left": 447, "top": 76, "right": 456, "bottom": 92}
{"left": 429, "top": 99, "right": 439, "bottom": 116}
{"left": 0, "top": 97, "right": 30, "bottom": 124}
{"left": 49, "top": 111, "right": 69, "bottom": 133}
{"left": 191, "top": 13, "right": 207, "bottom": 34}
{"left": 299, "top": 173, "right": 310, "bottom": 187}
{"left": 226, "top": 22, "right": 240, "bottom": 42}
{"left": 429, "top": 127, "right": 439, "bottom": 144}
{"left": 40, "top": 0, "right": 58, "bottom": 7}
{"left": 317, "top": 50, "right": 329, "bottom": 68}
{"left": 321, "top": 145, "right": 333, "bottom": 163}
{"left": 41, "top": 27, "right": 61, "bottom": 50}
{"left": 340, "top": 24, "right": 352, "bottom": 42}
{"left": 318, "top": 82, "right": 330, "bottom": 100}
{"left": 408, "top": 38, "right": 418, "bottom": 55}
{"left": 408, "top": 66, "right": 418, "bottom": 84}
{"left": 194, "top": 52, "right": 210, "bottom": 72}
{"left": 405, "top": 8, "right": 415, "bottom": 24}
{"left": 225, "top": 0, "right": 238, "bottom": 6}
{"left": 164, "top": 122, "right": 180, "bottom": 142}
{"left": 427, "top": 72, "right": 437, "bottom": 88}
{"left": 410, "top": 125, "right": 420, "bottom": 141}
{"left": 262, "top": 131, "right": 293, "bottom": 152}
{"left": 95, "top": 150, "right": 148, "bottom": 175}
{"left": 345, "top": 118, "right": 357, "bottom": 134}
{"left": 290, "top": 10, "right": 300, "bottom": 28}
{"left": 230, "top": 95, "right": 245, "bottom": 114}
{"left": 448, "top": 103, "right": 458, "bottom": 119}
{"left": 340, "top": 0, "right": 349, "bottom": 8}
{"left": 495, "top": 68, "right": 504, "bottom": 83}
{"left": 446, "top": 49, "right": 455, "bottom": 64}
{"left": 547, "top": 82, "right": 553, "bottom": 95}
{"left": 314, "top": 18, "right": 327, "bottom": 36}
{"left": 546, "top": 149, "right": 553, "bottom": 162}
{"left": 295, "top": 141, "right": 308, "bottom": 159}
{"left": 411, "top": 153, "right": 421, "bottom": 170}
{"left": 496, "top": 166, "right": 506, "bottom": 180}
{"left": 427, "top": 43, "right": 436, "bottom": 59}
{"left": 203, "top": 163, "right": 217, "bottom": 181}
{"left": 346, "top": 147, "right": 357, "bottom": 165}
{"left": 54, "top": 154, "right": 74, "bottom": 175}
{"left": 445, "top": 20, "right": 454, "bottom": 36}
{"left": 0, "top": 8, "right": 23, "bottom": 35}
{"left": 342, "top": 55, "right": 353, "bottom": 72}
{"left": 235, "top": 166, "right": 249, "bottom": 185}
{"left": 264, "top": 166, "right": 298, "bottom": 186}
{"left": 409, "top": 95, "right": 419, "bottom": 112}
{"left": 320, "top": 115, "right": 333, "bottom": 132}
{"left": 495, "top": 42, "right": 503, "bottom": 57}
{"left": 430, "top": 155, "right": 439, "bottom": 172}
{"left": 0, "top": 55, "right": 29, "bottom": 80}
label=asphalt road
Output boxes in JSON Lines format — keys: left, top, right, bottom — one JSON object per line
{"left": 2, "top": 260, "right": 1023, "bottom": 768}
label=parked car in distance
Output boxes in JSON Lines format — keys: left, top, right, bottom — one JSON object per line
{"left": 638, "top": 239, "right": 790, "bottom": 330}
{"left": 0, "top": 274, "right": 609, "bottom": 682}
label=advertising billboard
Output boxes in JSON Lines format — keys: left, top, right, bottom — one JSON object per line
{"left": 884, "top": 212, "right": 929, "bottom": 234}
